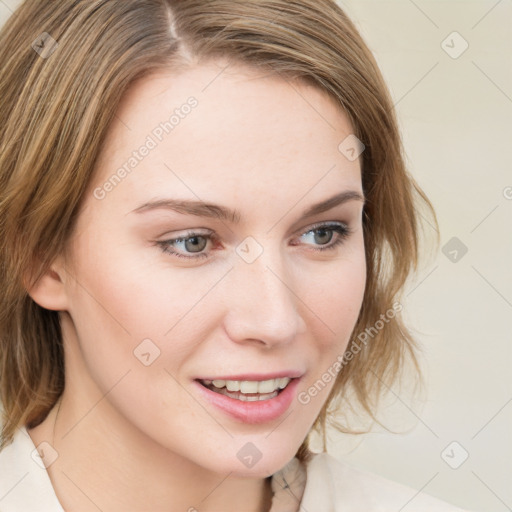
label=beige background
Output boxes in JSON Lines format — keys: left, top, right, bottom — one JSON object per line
{"left": 1, "top": 0, "right": 510, "bottom": 510}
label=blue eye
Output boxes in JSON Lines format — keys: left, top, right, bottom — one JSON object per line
{"left": 298, "top": 223, "right": 350, "bottom": 250}
{"left": 157, "top": 222, "right": 351, "bottom": 260}
{"left": 158, "top": 232, "right": 212, "bottom": 259}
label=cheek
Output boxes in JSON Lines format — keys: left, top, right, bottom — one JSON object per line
{"left": 298, "top": 248, "right": 366, "bottom": 346}
{"left": 66, "top": 232, "right": 227, "bottom": 343}
{"left": 315, "top": 266, "right": 365, "bottom": 332}
{"left": 293, "top": 243, "right": 366, "bottom": 408}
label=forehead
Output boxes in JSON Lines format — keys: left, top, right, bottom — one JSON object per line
{"left": 89, "top": 60, "right": 362, "bottom": 213}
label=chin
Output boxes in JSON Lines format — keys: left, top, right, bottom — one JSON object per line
{"left": 204, "top": 440, "right": 303, "bottom": 479}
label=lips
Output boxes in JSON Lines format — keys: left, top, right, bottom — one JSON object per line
{"left": 193, "top": 372, "right": 302, "bottom": 423}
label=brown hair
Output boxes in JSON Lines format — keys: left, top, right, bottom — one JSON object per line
{"left": 0, "top": 0, "right": 437, "bottom": 454}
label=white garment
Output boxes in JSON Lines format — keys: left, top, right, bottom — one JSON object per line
{"left": 0, "top": 427, "right": 471, "bottom": 511}
{"left": 272, "top": 450, "right": 472, "bottom": 512}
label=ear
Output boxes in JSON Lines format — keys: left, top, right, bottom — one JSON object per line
{"left": 25, "top": 257, "right": 69, "bottom": 311}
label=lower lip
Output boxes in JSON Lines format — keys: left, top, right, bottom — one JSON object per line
{"left": 193, "top": 378, "right": 300, "bottom": 424}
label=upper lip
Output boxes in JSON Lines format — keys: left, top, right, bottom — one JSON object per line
{"left": 196, "top": 371, "right": 303, "bottom": 381}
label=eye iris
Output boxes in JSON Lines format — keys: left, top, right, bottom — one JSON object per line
{"left": 314, "top": 228, "right": 333, "bottom": 245}
{"left": 185, "top": 236, "right": 207, "bottom": 253}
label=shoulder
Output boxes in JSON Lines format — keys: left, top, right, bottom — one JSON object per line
{"left": 0, "top": 426, "right": 64, "bottom": 511}
{"left": 301, "top": 452, "right": 471, "bottom": 512}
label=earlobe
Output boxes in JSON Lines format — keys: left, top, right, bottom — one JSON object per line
{"left": 25, "top": 260, "right": 69, "bottom": 311}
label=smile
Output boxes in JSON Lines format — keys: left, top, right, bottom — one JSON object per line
{"left": 194, "top": 374, "right": 301, "bottom": 423}
{"left": 199, "top": 378, "right": 291, "bottom": 402}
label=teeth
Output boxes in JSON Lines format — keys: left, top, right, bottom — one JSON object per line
{"left": 226, "top": 380, "right": 240, "bottom": 392}
{"left": 277, "top": 378, "right": 290, "bottom": 389}
{"left": 258, "top": 379, "right": 278, "bottom": 394}
{"left": 203, "top": 377, "right": 291, "bottom": 395}
{"left": 240, "top": 381, "right": 258, "bottom": 393}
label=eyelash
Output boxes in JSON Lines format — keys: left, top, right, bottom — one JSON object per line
{"left": 157, "top": 222, "right": 351, "bottom": 260}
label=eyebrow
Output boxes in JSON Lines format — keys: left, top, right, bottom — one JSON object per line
{"left": 131, "top": 190, "right": 365, "bottom": 223}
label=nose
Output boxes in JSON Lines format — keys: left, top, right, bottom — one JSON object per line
{"left": 222, "top": 249, "right": 306, "bottom": 348}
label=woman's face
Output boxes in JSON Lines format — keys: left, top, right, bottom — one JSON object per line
{"left": 59, "top": 60, "right": 366, "bottom": 477}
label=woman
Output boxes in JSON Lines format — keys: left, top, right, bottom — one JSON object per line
{"left": 0, "top": 1, "right": 470, "bottom": 510}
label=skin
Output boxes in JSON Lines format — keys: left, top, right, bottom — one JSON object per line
{"left": 28, "top": 59, "right": 367, "bottom": 512}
